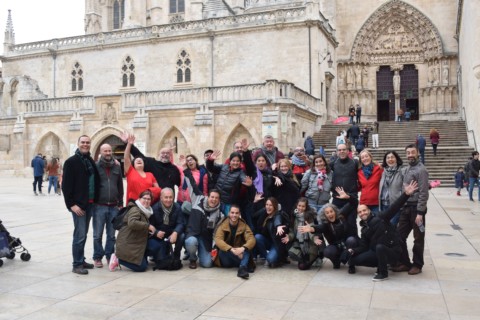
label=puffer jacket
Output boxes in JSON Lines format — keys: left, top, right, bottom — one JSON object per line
{"left": 352, "top": 193, "right": 409, "bottom": 255}
{"left": 300, "top": 169, "right": 332, "bottom": 206}
{"left": 207, "top": 159, "right": 247, "bottom": 204}
{"left": 115, "top": 202, "right": 150, "bottom": 265}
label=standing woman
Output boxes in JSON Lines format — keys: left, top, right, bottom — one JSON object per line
{"left": 124, "top": 134, "right": 161, "bottom": 203}
{"left": 301, "top": 155, "right": 332, "bottom": 215}
{"left": 379, "top": 151, "right": 405, "bottom": 226}
{"left": 430, "top": 128, "right": 440, "bottom": 156}
{"left": 272, "top": 159, "right": 301, "bottom": 215}
{"left": 358, "top": 150, "right": 383, "bottom": 215}
{"left": 47, "top": 157, "right": 60, "bottom": 195}
{"left": 109, "top": 190, "right": 157, "bottom": 272}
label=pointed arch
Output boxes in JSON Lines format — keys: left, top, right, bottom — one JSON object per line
{"left": 34, "top": 131, "right": 68, "bottom": 162}
{"left": 159, "top": 126, "right": 189, "bottom": 157}
{"left": 90, "top": 126, "right": 124, "bottom": 161}
{"left": 350, "top": 0, "right": 444, "bottom": 65}
{"left": 222, "top": 124, "right": 256, "bottom": 158}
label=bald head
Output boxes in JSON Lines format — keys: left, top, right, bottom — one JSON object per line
{"left": 336, "top": 144, "right": 348, "bottom": 159}
{"left": 100, "top": 143, "right": 113, "bottom": 161}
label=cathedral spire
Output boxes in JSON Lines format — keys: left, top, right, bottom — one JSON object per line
{"left": 4, "top": 9, "right": 15, "bottom": 46}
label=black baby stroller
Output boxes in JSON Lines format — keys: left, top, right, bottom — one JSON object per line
{"left": 0, "top": 219, "right": 31, "bottom": 267}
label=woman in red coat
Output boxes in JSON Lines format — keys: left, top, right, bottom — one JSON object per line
{"left": 430, "top": 128, "right": 440, "bottom": 156}
{"left": 358, "top": 150, "right": 383, "bottom": 215}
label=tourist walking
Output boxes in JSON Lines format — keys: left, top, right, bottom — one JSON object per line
{"left": 430, "top": 128, "right": 440, "bottom": 156}
{"left": 31, "top": 153, "right": 45, "bottom": 196}
{"left": 467, "top": 151, "right": 480, "bottom": 202}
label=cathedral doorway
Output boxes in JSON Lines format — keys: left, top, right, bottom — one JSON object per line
{"left": 376, "top": 66, "right": 395, "bottom": 121}
{"left": 94, "top": 135, "right": 126, "bottom": 177}
{"left": 399, "top": 64, "right": 419, "bottom": 120}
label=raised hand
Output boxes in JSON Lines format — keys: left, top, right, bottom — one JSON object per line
{"left": 335, "top": 187, "right": 349, "bottom": 199}
{"left": 254, "top": 192, "right": 264, "bottom": 203}
{"left": 404, "top": 180, "right": 418, "bottom": 195}
{"left": 274, "top": 176, "right": 283, "bottom": 186}
{"left": 209, "top": 150, "right": 221, "bottom": 161}
{"left": 276, "top": 225, "right": 286, "bottom": 236}
{"left": 242, "top": 176, "right": 253, "bottom": 187}
{"left": 241, "top": 138, "right": 250, "bottom": 152}
{"left": 120, "top": 131, "right": 129, "bottom": 143}
{"left": 127, "top": 134, "right": 135, "bottom": 145}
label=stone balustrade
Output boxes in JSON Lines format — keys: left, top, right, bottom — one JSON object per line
{"left": 14, "top": 81, "right": 320, "bottom": 118}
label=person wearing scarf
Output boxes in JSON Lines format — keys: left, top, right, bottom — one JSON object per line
{"left": 109, "top": 190, "right": 156, "bottom": 272}
{"left": 148, "top": 188, "right": 185, "bottom": 264}
{"left": 62, "top": 135, "right": 100, "bottom": 275}
{"left": 301, "top": 155, "right": 333, "bottom": 214}
{"left": 379, "top": 151, "right": 406, "bottom": 227}
{"left": 291, "top": 147, "right": 311, "bottom": 181}
{"left": 357, "top": 150, "right": 383, "bottom": 215}
{"left": 184, "top": 174, "right": 223, "bottom": 269}
{"left": 283, "top": 198, "right": 324, "bottom": 270}
{"left": 251, "top": 135, "right": 285, "bottom": 168}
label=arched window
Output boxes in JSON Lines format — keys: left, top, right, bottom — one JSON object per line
{"left": 170, "top": 0, "right": 185, "bottom": 14}
{"left": 113, "top": 0, "right": 125, "bottom": 30}
{"left": 71, "top": 62, "right": 84, "bottom": 91}
{"left": 176, "top": 50, "right": 191, "bottom": 83}
{"left": 121, "top": 56, "right": 135, "bottom": 87}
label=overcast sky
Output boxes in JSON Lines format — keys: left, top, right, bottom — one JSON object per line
{"left": 0, "top": 0, "right": 84, "bottom": 45}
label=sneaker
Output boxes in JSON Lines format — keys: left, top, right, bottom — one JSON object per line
{"left": 372, "top": 273, "right": 388, "bottom": 281}
{"left": 457, "top": 191, "right": 461, "bottom": 196}
{"left": 348, "top": 265, "right": 356, "bottom": 274}
{"left": 94, "top": 259, "right": 103, "bottom": 268}
{"left": 237, "top": 266, "right": 249, "bottom": 279}
{"left": 82, "top": 261, "right": 94, "bottom": 269}
{"left": 72, "top": 266, "right": 88, "bottom": 275}
{"left": 109, "top": 254, "right": 119, "bottom": 272}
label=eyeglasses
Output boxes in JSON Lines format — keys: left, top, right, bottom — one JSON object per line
{"left": 337, "top": 149, "right": 347, "bottom": 151}
{"left": 141, "top": 197, "right": 152, "bottom": 201}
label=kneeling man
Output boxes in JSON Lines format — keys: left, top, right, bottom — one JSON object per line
{"left": 214, "top": 205, "right": 256, "bottom": 279}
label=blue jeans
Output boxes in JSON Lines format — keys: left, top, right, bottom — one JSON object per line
{"left": 48, "top": 176, "right": 58, "bottom": 194}
{"left": 254, "top": 234, "right": 279, "bottom": 264}
{"left": 185, "top": 235, "right": 213, "bottom": 268}
{"left": 119, "top": 257, "right": 148, "bottom": 272}
{"left": 419, "top": 148, "right": 425, "bottom": 164}
{"left": 93, "top": 205, "right": 118, "bottom": 261}
{"left": 219, "top": 250, "right": 250, "bottom": 268}
{"left": 469, "top": 177, "right": 480, "bottom": 200}
{"left": 71, "top": 204, "right": 94, "bottom": 267}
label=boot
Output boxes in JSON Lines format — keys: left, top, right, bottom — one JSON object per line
{"left": 457, "top": 191, "right": 461, "bottom": 196}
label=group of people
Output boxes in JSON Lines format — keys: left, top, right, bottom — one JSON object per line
{"left": 31, "top": 153, "right": 62, "bottom": 196}
{"left": 61, "top": 132, "right": 430, "bottom": 282}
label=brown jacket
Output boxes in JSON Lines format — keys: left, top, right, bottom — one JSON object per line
{"left": 213, "top": 217, "right": 256, "bottom": 267}
{"left": 115, "top": 203, "right": 150, "bottom": 265}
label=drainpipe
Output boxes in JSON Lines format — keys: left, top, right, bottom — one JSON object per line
{"left": 307, "top": 22, "right": 312, "bottom": 94}
{"left": 209, "top": 31, "right": 215, "bottom": 88}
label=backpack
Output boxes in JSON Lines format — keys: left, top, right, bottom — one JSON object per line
{"left": 112, "top": 206, "right": 129, "bottom": 230}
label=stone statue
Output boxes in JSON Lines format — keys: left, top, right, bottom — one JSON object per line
{"left": 355, "top": 65, "right": 362, "bottom": 89}
{"left": 393, "top": 70, "right": 400, "bottom": 93}
{"left": 442, "top": 61, "right": 449, "bottom": 86}
{"left": 362, "top": 66, "right": 369, "bottom": 88}
{"left": 346, "top": 66, "right": 354, "bottom": 90}
{"left": 433, "top": 60, "right": 440, "bottom": 86}
{"left": 103, "top": 104, "right": 117, "bottom": 125}
{"left": 428, "top": 62, "right": 434, "bottom": 86}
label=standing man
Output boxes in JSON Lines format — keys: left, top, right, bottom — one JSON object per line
{"left": 416, "top": 134, "right": 426, "bottom": 164}
{"left": 330, "top": 144, "right": 359, "bottom": 237}
{"left": 31, "top": 153, "right": 45, "bottom": 196}
{"left": 214, "top": 205, "right": 256, "bottom": 279}
{"left": 346, "top": 123, "right": 360, "bottom": 146}
{"left": 251, "top": 135, "right": 285, "bottom": 168}
{"left": 62, "top": 135, "right": 100, "bottom": 275}
{"left": 93, "top": 144, "right": 124, "bottom": 268}
{"left": 371, "top": 121, "right": 379, "bottom": 149}
{"left": 355, "top": 104, "right": 362, "bottom": 124}
{"left": 467, "top": 151, "right": 480, "bottom": 202}
{"left": 393, "top": 144, "right": 429, "bottom": 275}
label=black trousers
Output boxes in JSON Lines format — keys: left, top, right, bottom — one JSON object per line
{"left": 397, "top": 206, "right": 425, "bottom": 268}
{"left": 350, "top": 244, "right": 400, "bottom": 275}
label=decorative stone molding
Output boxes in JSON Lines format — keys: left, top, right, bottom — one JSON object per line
{"left": 194, "top": 105, "right": 214, "bottom": 126}
{"left": 132, "top": 107, "right": 148, "bottom": 128}
{"left": 350, "top": 0, "right": 443, "bottom": 65}
{"left": 13, "top": 113, "right": 25, "bottom": 133}
{"left": 68, "top": 111, "right": 83, "bottom": 131}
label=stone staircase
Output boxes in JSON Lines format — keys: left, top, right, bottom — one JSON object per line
{"left": 312, "top": 120, "right": 473, "bottom": 187}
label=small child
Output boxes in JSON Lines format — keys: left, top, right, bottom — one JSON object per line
{"left": 455, "top": 167, "right": 466, "bottom": 196}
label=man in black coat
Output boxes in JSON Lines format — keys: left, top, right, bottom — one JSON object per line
{"left": 62, "top": 135, "right": 100, "bottom": 275}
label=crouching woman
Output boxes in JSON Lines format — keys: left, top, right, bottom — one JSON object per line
{"left": 346, "top": 180, "right": 418, "bottom": 281}
{"left": 109, "top": 190, "right": 156, "bottom": 272}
